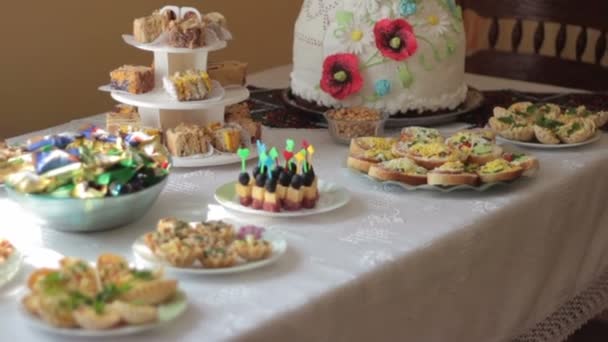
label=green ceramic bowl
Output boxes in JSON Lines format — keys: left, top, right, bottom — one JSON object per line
{"left": 5, "top": 177, "right": 168, "bottom": 233}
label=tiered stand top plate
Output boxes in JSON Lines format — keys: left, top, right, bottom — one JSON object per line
{"left": 122, "top": 34, "right": 227, "bottom": 54}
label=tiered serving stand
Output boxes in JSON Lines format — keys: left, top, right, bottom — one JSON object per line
{"left": 101, "top": 7, "right": 253, "bottom": 167}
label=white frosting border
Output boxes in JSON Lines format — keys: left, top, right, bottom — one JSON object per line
{"left": 291, "top": 74, "right": 469, "bottom": 114}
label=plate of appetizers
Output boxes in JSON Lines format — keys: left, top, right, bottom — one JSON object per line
{"left": 346, "top": 128, "right": 539, "bottom": 192}
{"left": 215, "top": 140, "right": 351, "bottom": 217}
{"left": 488, "top": 102, "right": 606, "bottom": 149}
{"left": 215, "top": 179, "right": 351, "bottom": 218}
{"left": 133, "top": 218, "right": 286, "bottom": 275}
{"left": 0, "top": 239, "right": 22, "bottom": 287}
{"left": 21, "top": 254, "right": 187, "bottom": 337}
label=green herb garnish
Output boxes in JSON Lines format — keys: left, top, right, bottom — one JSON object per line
{"left": 498, "top": 116, "right": 516, "bottom": 125}
{"left": 567, "top": 122, "right": 582, "bottom": 135}
{"left": 536, "top": 116, "right": 564, "bottom": 130}
{"left": 565, "top": 107, "right": 578, "bottom": 115}
{"left": 132, "top": 270, "right": 155, "bottom": 281}
{"left": 526, "top": 104, "right": 539, "bottom": 113}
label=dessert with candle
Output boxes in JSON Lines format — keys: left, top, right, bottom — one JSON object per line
{"left": 235, "top": 139, "right": 320, "bottom": 212}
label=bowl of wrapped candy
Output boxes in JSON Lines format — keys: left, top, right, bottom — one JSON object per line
{"left": 3, "top": 127, "right": 171, "bottom": 233}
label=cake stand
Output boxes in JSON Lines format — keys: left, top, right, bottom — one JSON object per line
{"left": 103, "top": 29, "right": 255, "bottom": 168}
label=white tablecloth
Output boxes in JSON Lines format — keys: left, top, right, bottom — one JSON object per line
{"left": 0, "top": 70, "right": 606, "bottom": 342}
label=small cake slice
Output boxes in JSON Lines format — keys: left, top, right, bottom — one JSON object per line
{"left": 168, "top": 17, "right": 206, "bottom": 48}
{"left": 110, "top": 65, "right": 154, "bottom": 94}
{"left": 165, "top": 124, "right": 210, "bottom": 157}
{"left": 207, "top": 61, "right": 248, "bottom": 87}
{"left": 225, "top": 103, "right": 262, "bottom": 142}
{"left": 106, "top": 105, "right": 141, "bottom": 135}
{"left": 212, "top": 126, "right": 241, "bottom": 153}
{"left": 133, "top": 12, "right": 164, "bottom": 43}
{"left": 163, "top": 70, "right": 212, "bottom": 102}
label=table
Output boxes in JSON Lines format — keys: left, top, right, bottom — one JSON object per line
{"left": 0, "top": 67, "right": 606, "bottom": 342}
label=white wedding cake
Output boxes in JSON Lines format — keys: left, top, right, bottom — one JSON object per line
{"left": 291, "top": 0, "right": 467, "bottom": 114}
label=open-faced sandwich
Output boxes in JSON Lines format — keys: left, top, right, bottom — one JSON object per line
{"left": 446, "top": 130, "right": 502, "bottom": 165}
{"left": 349, "top": 137, "right": 397, "bottom": 156}
{"left": 368, "top": 157, "right": 428, "bottom": 185}
{"left": 400, "top": 127, "right": 444, "bottom": 144}
{"left": 477, "top": 159, "right": 524, "bottom": 183}
{"left": 502, "top": 152, "right": 539, "bottom": 172}
{"left": 347, "top": 148, "right": 395, "bottom": 173}
{"left": 405, "top": 142, "right": 465, "bottom": 170}
{"left": 427, "top": 161, "right": 479, "bottom": 187}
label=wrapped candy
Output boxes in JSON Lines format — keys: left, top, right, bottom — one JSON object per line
{"left": 5, "top": 126, "right": 171, "bottom": 198}
{"left": 72, "top": 182, "right": 108, "bottom": 199}
{"left": 27, "top": 133, "right": 81, "bottom": 152}
{"left": 33, "top": 150, "right": 79, "bottom": 175}
{"left": 7, "top": 171, "right": 52, "bottom": 193}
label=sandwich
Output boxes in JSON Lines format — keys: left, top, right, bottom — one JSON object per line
{"left": 477, "top": 159, "right": 524, "bottom": 183}
{"left": 427, "top": 161, "right": 479, "bottom": 186}
{"left": 367, "top": 157, "right": 428, "bottom": 185}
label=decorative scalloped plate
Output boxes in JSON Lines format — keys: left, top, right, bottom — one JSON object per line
{"left": 22, "top": 291, "right": 188, "bottom": 337}
{"left": 496, "top": 132, "right": 602, "bottom": 149}
{"left": 347, "top": 168, "right": 536, "bottom": 193}
{"left": 215, "top": 180, "right": 351, "bottom": 218}
{"left": 132, "top": 229, "right": 287, "bottom": 275}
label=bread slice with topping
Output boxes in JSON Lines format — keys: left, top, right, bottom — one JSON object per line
{"left": 427, "top": 161, "right": 479, "bottom": 186}
{"left": 477, "top": 159, "right": 524, "bottom": 183}
{"left": 347, "top": 149, "right": 395, "bottom": 173}
{"left": 368, "top": 157, "right": 428, "bottom": 185}
{"left": 405, "top": 142, "right": 465, "bottom": 170}
{"left": 349, "top": 137, "right": 397, "bottom": 156}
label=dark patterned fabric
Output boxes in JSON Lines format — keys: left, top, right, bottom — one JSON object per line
{"left": 247, "top": 87, "right": 608, "bottom": 131}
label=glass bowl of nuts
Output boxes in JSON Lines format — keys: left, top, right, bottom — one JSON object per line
{"left": 324, "top": 107, "right": 390, "bottom": 145}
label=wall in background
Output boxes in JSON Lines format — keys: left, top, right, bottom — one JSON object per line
{"left": 0, "top": 1, "right": 302, "bottom": 139}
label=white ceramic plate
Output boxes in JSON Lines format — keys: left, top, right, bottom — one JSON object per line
{"left": 172, "top": 149, "right": 258, "bottom": 168}
{"left": 122, "top": 34, "right": 227, "bottom": 54}
{"left": 101, "top": 80, "right": 225, "bottom": 110}
{"left": 0, "top": 250, "right": 22, "bottom": 287}
{"left": 132, "top": 230, "right": 287, "bottom": 275}
{"left": 111, "top": 85, "right": 249, "bottom": 110}
{"left": 496, "top": 132, "right": 602, "bottom": 149}
{"left": 214, "top": 180, "right": 351, "bottom": 218}
{"left": 22, "top": 291, "right": 188, "bottom": 337}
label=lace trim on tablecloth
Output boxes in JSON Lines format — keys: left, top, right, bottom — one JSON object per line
{"left": 513, "top": 270, "right": 608, "bottom": 342}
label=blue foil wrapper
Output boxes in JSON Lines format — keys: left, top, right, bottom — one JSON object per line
{"left": 34, "top": 150, "right": 79, "bottom": 174}
{"left": 81, "top": 127, "right": 118, "bottom": 143}
{"left": 27, "top": 133, "right": 81, "bottom": 152}
{"left": 124, "top": 132, "right": 154, "bottom": 147}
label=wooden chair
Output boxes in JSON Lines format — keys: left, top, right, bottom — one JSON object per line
{"left": 461, "top": 0, "right": 608, "bottom": 91}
